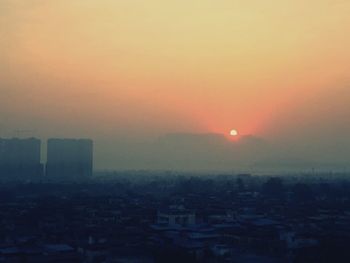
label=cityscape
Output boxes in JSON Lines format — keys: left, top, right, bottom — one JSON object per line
{"left": 0, "top": 138, "right": 350, "bottom": 262}
{"left": 2, "top": 0, "right": 350, "bottom": 262}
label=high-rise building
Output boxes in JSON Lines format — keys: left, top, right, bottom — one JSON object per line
{"left": 46, "top": 138, "right": 93, "bottom": 180}
{"left": 0, "top": 138, "right": 43, "bottom": 180}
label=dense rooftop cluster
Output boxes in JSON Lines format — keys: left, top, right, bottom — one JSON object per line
{"left": 0, "top": 172, "right": 350, "bottom": 262}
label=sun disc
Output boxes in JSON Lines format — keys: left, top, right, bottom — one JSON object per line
{"left": 230, "top": 129, "right": 238, "bottom": 136}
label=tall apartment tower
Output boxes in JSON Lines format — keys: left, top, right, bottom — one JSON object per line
{"left": 46, "top": 139, "right": 93, "bottom": 181}
{"left": 0, "top": 138, "right": 43, "bottom": 180}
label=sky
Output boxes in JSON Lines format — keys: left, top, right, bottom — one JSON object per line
{"left": 1, "top": 0, "right": 350, "bottom": 171}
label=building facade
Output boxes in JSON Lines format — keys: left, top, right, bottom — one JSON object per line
{"left": 0, "top": 138, "right": 43, "bottom": 180}
{"left": 46, "top": 138, "right": 93, "bottom": 181}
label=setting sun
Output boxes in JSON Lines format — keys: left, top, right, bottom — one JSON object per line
{"left": 230, "top": 130, "right": 239, "bottom": 137}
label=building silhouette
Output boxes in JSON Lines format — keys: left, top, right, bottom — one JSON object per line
{"left": 46, "top": 138, "right": 93, "bottom": 181}
{"left": 0, "top": 138, "right": 43, "bottom": 180}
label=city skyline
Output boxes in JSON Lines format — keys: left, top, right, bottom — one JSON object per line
{"left": 0, "top": 137, "right": 93, "bottom": 180}
{"left": 1, "top": 2, "right": 350, "bottom": 262}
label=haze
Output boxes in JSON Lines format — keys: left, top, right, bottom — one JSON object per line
{"left": 1, "top": 0, "right": 350, "bottom": 171}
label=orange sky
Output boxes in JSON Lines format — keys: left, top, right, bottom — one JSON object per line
{"left": 1, "top": 0, "right": 350, "bottom": 140}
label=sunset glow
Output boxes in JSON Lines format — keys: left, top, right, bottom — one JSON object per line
{"left": 1, "top": 0, "right": 350, "bottom": 169}
{"left": 2, "top": 2, "right": 350, "bottom": 257}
